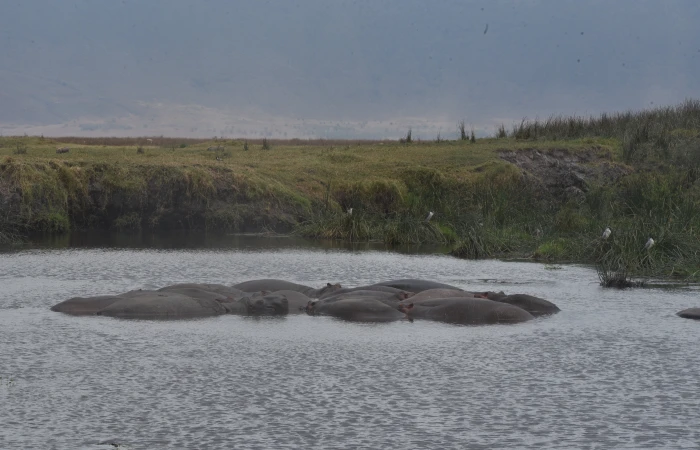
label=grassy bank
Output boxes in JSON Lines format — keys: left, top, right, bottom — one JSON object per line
{"left": 1, "top": 100, "right": 699, "bottom": 282}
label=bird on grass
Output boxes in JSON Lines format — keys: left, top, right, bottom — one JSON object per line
{"left": 602, "top": 227, "right": 611, "bottom": 239}
{"left": 644, "top": 237, "right": 655, "bottom": 250}
{"left": 425, "top": 211, "right": 434, "bottom": 222}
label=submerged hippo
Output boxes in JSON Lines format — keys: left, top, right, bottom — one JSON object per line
{"left": 308, "top": 297, "right": 405, "bottom": 322}
{"left": 372, "top": 279, "right": 464, "bottom": 293}
{"left": 319, "top": 285, "right": 412, "bottom": 299}
{"left": 51, "top": 295, "right": 125, "bottom": 316}
{"left": 319, "top": 289, "right": 412, "bottom": 305}
{"left": 159, "top": 283, "right": 247, "bottom": 300}
{"left": 95, "top": 291, "right": 228, "bottom": 319}
{"left": 482, "top": 291, "right": 560, "bottom": 316}
{"left": 52, "top": 284, "right": 287, "bottom": 319}
{"left": 268, "top": 290, "right": 312, "bottom": 314}
{"left": 221, "top": 293, "right": 289, "bottom": 316}
{"left": 50, "top": 287, "right": 231, "bottom": 316}
{"left": 399, "top": 297, "right": 534, "bottom": 325}
{"left": 157, "top": 285, "right": 245, "bottom": 303}
{"left": 233, "top": 279, "right": 342, "bottom": 298}
{"left": 677, "top": 308, "right": 700, "bottom": 320}
{"left": 408, "top": 288, "right": 483, "bottom": 303}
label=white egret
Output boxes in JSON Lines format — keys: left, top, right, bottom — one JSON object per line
{"left": 644, "top": 237, "right": 655, "bottom": 250}
{"left": 425, "top": 211, "right": 434, "bottom": 222}
{"left": 602, "top": 227, "right": 611, "bottom": 239}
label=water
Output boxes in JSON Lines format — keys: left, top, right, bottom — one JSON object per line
{"left": 1, "top": 234, "right": 699, "bottom": 449}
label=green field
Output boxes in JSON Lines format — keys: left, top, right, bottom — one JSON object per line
{"left": 2, "top": 100, "right": 699, "bottom": 283}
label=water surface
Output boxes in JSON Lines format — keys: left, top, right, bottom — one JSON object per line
{"left": 1, "top": 235, "right": 699, "bottom": 449}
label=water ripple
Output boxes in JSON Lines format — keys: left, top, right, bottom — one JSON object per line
{"left": 1, "top": 247, "right": 699, "bottom": 449}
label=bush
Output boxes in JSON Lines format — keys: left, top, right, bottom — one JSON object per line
{"left": 13, "top": 142, "right": 27, "bottom": 155}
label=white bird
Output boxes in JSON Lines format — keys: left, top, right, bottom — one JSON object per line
{"left": 602, "top": 227, "right": 611, "bottom": 239}
{"left": 347, "top": 208, "right": 353, "bottom": 216}
{"left": 644, "top": 237, "right": 655, "bottom": 250}
{"left": 425, "top": 211, "right": 434, "bottom": 222}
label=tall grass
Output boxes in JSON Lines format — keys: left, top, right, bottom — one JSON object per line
{"left": 0, "top": 213, "right": 21, "bottom": 244}
{"left": 511, "top": 99, "right": 700, "bottom": 162}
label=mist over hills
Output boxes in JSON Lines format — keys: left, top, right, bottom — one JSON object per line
{"left": 1, "top": 0, "right": 699, "bottom": 138}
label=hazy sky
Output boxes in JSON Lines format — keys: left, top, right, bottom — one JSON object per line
{"left": 1, "top": 0, "right": 699, "bottom": 138}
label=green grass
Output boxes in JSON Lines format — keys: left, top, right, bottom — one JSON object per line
{"left": 2, "top": 100, "right": 700, "bottom": 282}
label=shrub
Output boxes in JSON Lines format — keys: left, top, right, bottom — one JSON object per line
{"left": 13, "top": 142, "right": 27, "bottom": 155}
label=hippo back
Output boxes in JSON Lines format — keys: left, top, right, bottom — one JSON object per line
{"left": 311, "top": 297, "right": 405, "bottom": 323}
{"left": 96, "top": 291, "right": 227, "bottom": 319}
{"left": 677, "top": 308, "right": 700, "bottom": 320}
{"left": 490, "top": 293, "right": 560, "bottom": 316}
{"left": 320, "top": 285, "right": 411, "bottom": 298}
{"left": 319, "top": 290, "right": 410, "bottom": 305}
{"left": 373, "top": 279, "right": 463, "bottom": 293}
{"left": 405, "top": 297, "right": 533, "bottom": 325}
{"left": 234, "top": 279, "right": 313, "bottom": 293}
{"left": 51, "top": 295, "right": 124, "bottom": 316}
{"left": 269, "top": 290, "right": 312, "bottom": 314}
{"left": 409, "top": 288, "right": 480, "bottom": 303}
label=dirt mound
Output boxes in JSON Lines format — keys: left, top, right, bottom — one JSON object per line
{"left": 498, "top": 147, "right": 632, "bottom": 201}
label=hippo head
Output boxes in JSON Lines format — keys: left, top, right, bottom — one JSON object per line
{"left": 398, "top": 302, "right": 414, "bottom": 322}
{"left": 398, "top": 291, "right": 414, "bottom": 300}
{"left": 318, "top": 283, "right": 342, "bottom": 297}
{"left": 305, "top": 300, "right": 318, "bottom": 315}
{"left": 482, "top": 291, "right": 506, "bottom": 301}
{"left": 397, "top": 302, "right": 414, "bottom": 314}
{"left": 246, "top": 294, "right": 289, "bottom": 315}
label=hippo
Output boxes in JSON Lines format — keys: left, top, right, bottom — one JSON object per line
{"left": 408, "top": 288, "right": 483, "bottom": 303}
{"left": 49, "top": 286, "right": 225, "bottom": 316}
{"left": 267, "top": 290, "right": 312, "bottom": 314}
{"left": 51, "top": 295, "right": 125, "bottom": 316}
{"left": 482, "top": 291, "right": 560, "bottom": 316}
{"left": 95, "top": 291, "right": 228, "bottom": 319}
{"left": 233, "top": 279, "right": 342, "bottom": 298}
{"left": 677, "top": 308, "right": 700, "bottom": 320}
{"left": 398, "top": 297, "right": 534, "bottom": 325}
{"left": 319, "top": 289, "right": 412, "bottom": 305}
{"left": 157, "top": 285, "right": 244, "bottom": 303}
{"left": 308, "top": 297, "right": 405, "bottom": 323}
{"left": 159, "top": 283, "right": 247, "bottom": 300}
{"left": 199, "top": 291, "right": 290, "bottom": 316}
{"left": 319, "top": 285, "right": 413, "bottom": 299}
{"left": 372, "top": 279, "right": 464, "bottom": 293}
{"left": 239, "top": 293, "right": 289, "bottom": 315}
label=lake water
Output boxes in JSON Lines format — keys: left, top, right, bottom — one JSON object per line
{"left": 1, "top": 234, "right": 699, "bottom": 449}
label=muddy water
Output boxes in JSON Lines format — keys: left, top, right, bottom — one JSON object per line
{"left": 1, "top": 235, "right": 699, "bottom": 449}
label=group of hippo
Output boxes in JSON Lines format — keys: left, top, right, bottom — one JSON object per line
{"left": 51, "top": 277, "right": 700, "bottom": 324}
{"left": 51, "top": 278, "right": 564, "bottom": 325}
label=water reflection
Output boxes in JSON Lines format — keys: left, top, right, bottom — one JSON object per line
{"left": 12, "top": 230, "right": 451, "bottom": 254}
